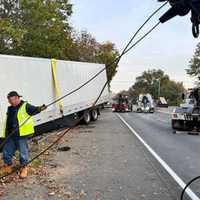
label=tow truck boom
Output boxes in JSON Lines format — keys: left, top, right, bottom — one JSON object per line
{"left": 158, "top": 0, "right": 200, "bottom": 37}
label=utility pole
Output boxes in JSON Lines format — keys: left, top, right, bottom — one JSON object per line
{"left": 158, "top": 79, "right": 161, "bottom": 99}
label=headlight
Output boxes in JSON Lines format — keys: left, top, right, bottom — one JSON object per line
{"left": 172, "top": 112, "right": 185, "bottom": 120}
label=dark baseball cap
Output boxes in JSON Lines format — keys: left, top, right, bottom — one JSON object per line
{"left": 7, "top": 91, "right": 22, "bottom": 98}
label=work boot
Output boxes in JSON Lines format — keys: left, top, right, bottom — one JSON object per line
{"left": 20, "top": 166, "right": 28, "bottom": 179}
{"left": 1, "top": 164, "right": 12, "bottom": 174}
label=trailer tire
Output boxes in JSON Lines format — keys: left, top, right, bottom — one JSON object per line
{"left": 82, "top": 110, "right": 91, "bottom": 125}
{"left": 91, "top": 109, "right": 98, "bottom": 121}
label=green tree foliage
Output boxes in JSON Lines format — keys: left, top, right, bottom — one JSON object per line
{"left": 187, "top": 43, "right": 200, "bottom": 79}
{"left": 0, "top": 1, "right": 119, "bottom": 82}
{"left": 74, "top": 31, "right": 99, "bottom": 62}
{"left": 4, "top": 0, "right": 74, "bottom": 58}
{"left": 96, "top": 42, "right": 119, "bottom": 83}
{"left": 0, "top": 0, "right": 25, "bottom": 53}
{"left": 128, "top": 69, "right": 185, "bottom": 105}
{"left": 74, "top": 31, "right": 119, "bottom": 83}
{"left": 0, "top": 18, "right": 24, "bottom": 53}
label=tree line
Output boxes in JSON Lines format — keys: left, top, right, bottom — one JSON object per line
{"left": 116, "top": 38, "right": 200, "bottom": 106}
{"left": 2, "top": 0, "right": 199, "bottom": 102}
{"left": 117, "top": 69, "right": 185, "bottom": 106}
{"left": 0, "top": 0, "right": 119, "bottom": 83}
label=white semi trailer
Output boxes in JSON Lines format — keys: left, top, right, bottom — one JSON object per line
{"left": 0, "top": 55, "right": 109, "bottom": 136}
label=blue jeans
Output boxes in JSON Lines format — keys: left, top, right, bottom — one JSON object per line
{"left": 3, "top": 137, "right": 29, "bottom": 166}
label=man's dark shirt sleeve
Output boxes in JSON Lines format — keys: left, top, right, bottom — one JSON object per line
{"left": 26, "top": 103, "right": 41, "bottom": 116}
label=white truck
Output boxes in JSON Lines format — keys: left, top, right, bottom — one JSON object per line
{"left": 172, "top": 88, "right": 200, "bottom": 132}
{"left": 136, "top": 93, "right": 155, "bottom": 113}
{"left": 0, "top": 54, "right": 109, "bottom": 136}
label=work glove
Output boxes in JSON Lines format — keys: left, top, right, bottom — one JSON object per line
{"left": 40, "top": 104, "right": 47, "bottom": 112}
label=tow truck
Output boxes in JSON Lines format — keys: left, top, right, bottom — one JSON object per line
{"left": 172, "top": 88, "right": 200, "bottom": 134}
{"left": 112, "top": 95, "right": 132, "bottom": 112}
{"left": 136, "top": 94, "right": 155, "bottom": 113}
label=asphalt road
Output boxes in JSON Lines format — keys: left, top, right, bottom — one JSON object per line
{"left": 2, "top": 109, "right": 200, "bottom": 200}
{"left": 118, "top": 110, "right": 200, "bottom": 199}
{"left": 2, "top": 109, "right": 177, "bottom": 200}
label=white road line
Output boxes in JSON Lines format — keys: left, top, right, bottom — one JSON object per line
{"left": 117, "top": 113, "right": 200, "bottom": 200}
{"left": 156, "top": 118, "right": 169, "bottom": 124}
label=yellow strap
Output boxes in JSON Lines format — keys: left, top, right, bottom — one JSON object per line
{"left": 51, "top": 59, "right": 64, "bottom": 114}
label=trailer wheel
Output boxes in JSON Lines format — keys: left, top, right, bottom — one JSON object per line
{"left": 91, "top": 109, "right": 98, "bottom": 121}
{"left": 82, "top": 110, "right": 91, "bottom": 124}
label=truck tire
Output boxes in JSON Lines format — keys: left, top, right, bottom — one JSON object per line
{"left": 171, "top": 119, "right": 176, "bottom": 129}
{"left": 150, "top": 108, "right": 155, "bottom": 113}
{"left": 130, "top": 105, "right": 133, "bottom": 112}
{"left": 82, "top": 110, "right": 91, "bottom": 125}
{"left": 172, "top": 119, "right": 182, "bottom": 130}
{"left": 91, "top": 109, "right": 98, "bottom": 121}
{"left": 171, "top": 120, "right": 177, "bottom": 133}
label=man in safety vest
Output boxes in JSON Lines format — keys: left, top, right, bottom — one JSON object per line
{"left": 1, "top": 91, "right": 47, "bottom": 178}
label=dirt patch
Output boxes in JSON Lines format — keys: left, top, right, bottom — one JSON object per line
{"left": 0, "top": 129, "right": 75, "bottom": 200}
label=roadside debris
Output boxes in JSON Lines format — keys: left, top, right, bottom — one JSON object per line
{"left": 57, "top": 146, "right": 71, "bottom": 152}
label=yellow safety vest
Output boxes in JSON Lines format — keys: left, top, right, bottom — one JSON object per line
{"left": 1, "top": 102, "right": 35, "bottom": 138}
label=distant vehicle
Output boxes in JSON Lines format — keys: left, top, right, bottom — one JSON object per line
{"left": 136, "top": 94, "right": 155, "bottom": 113}
{"left": 157, "top": 97, "right": 168, "bottom": 108}
{"left": 172, "top": 88, "right": 200, "bottom": 132}
{"left": 112, "top": 95, "right": 132, "bottom": 112}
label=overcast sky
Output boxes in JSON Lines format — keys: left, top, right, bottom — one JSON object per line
{"left": 70, "top": 0, "right": 199, "bottom": 93}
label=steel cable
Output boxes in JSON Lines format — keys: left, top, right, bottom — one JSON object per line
{"left": 0, "top": 3, "right": 166, "bottom": 179}
{"left": 0, "top": 2, "right": 167, "bottom": 151}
